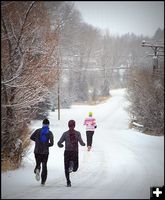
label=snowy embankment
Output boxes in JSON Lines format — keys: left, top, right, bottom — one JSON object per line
{"left": 2, "top": 89, "right": 164, "bottom": 199}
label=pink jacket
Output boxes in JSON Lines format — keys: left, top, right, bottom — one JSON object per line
{"left": 84, "top": 117, "right": 96, "bottom": 131}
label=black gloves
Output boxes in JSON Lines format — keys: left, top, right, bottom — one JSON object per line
{"left": 57, "top": 142, "right": 64, "bottom": 148}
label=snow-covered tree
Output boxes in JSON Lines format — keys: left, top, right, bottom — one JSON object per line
{"left": 1, "top": 1, "right": 59, "bottom": 169}
{"left": 126, "top": 62, "right": 164, "bottom": 135}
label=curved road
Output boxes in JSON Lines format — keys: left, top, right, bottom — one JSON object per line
{"left": 2, "top": 89, "right": 164, "bottom": 199}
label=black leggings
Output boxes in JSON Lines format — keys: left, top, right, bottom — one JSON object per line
{"left": 86, "top": 131, "right": 94, "bottom": 146}
{"left": 34, "top": 154, "right": 48, "bottom": 183}
{"left": 64, "top": 150, "right": 79, "bottom": 183}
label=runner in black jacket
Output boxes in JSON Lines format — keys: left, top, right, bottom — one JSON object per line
{"left": 57, "top": 120, "right": 85, "bottom": 187}
{"left": 30, "top": 118, "right": 54, "bottom": 185}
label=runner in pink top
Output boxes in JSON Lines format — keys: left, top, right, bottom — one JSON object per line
{"left": 83, "top": 112, "right": 97, "bottom": 151}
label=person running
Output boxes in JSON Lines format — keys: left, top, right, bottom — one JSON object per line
{"left": 83, "top": 112, "right": 97, "bottom": 151}
{"left": 30, "top": 118, "right": 54, "bottom": 186}
{"left": 57, "top": 120, "right": 85, "bottom": 187}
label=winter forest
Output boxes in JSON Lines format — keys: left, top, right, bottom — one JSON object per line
{"left": 1, "top": 0, "right": 164, "bottom": 177}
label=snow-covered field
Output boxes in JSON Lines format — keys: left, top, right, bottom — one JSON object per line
{"left": 2, "top": 89, "right": 164, "bottom": 199}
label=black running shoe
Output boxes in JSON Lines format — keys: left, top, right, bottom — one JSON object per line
{"left": 67, "top": 181, "right": 71, "bottom": 187}
{"left": 41, "top": 181, "right": 45, "bottom": 186}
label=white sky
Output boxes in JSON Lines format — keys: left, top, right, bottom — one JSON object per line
{"left": 74, "top": 1, "right": 164, "bottom": 37}
{"left": 2, "top": 89, "right": 164, "bottom": 199}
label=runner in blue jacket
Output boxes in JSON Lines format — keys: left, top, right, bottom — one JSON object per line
{"left": 30, "top": 118, "right": 54, "bottom": 185}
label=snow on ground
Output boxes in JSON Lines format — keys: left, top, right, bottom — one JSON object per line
{"left": 1, "top": 88, "right": 164, "bottom": 199}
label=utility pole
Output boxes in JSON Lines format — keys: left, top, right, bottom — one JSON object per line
{"left": 56, "top": 19, "right": 60, "bottom": 120}
{"left": 57, "top": 74, "right": 60, "bottom": 120}
{"left": 141, "top": 40, "right": 164, "bottom": 76}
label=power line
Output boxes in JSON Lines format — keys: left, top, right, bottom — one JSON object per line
{"left": 141, "top": 40, "right": 164, "bottom": 76}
